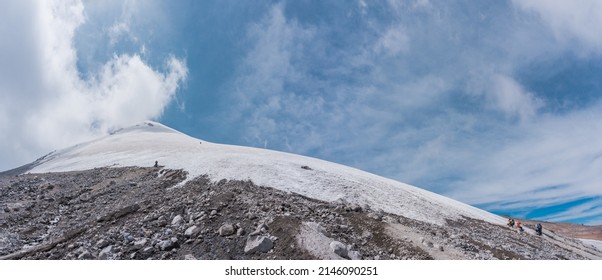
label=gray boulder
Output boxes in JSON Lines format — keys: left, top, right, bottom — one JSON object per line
{"left": 244, "top": 235, "right": 273, "bottom": 254}
{"left": 250, "top": 223, "right": 269, "bottom": 236}
{"left": 184, "top": 225, "right": 201, "bottom": 238}
{"left": 156, "top": 216, "right": 168, "bottom": 227}
{"left": 348, "top": 250, "right": 362, "bottom": 260}
{"left": 95, "top": 239, "right": 110, "bottom": 249}
{"left": 330, "top": 241, "right": 348, "bottom": 259}
{"left": 98, "top": 245, "right": 113, "bottom": 260}
{"left": 158, "top": 239, "right": 177, "bottom": 251}
{"left": 350, "top": 204, "right": 362, "bottom": 212}
{"left": 171, "top": 215, "right": 184, "bottom": 226}
{"left": 219, "top": 223, "right": 236, "bottom": 236}
{"left": 133, "top": 238, "right": 148, "bottom": 249}
{"left": 77, "top": 250, "right": 93, "bottom": 260}
{"left": 141, "top": 246, "right": 155, "bottom": 256}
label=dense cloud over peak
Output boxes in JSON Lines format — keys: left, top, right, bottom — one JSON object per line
{"left": 0, "top": 0, "right": 187, "bottom": 170}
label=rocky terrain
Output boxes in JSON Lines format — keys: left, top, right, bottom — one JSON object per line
{"left": 1, "top": 167, "right": 600, "bottom": 260}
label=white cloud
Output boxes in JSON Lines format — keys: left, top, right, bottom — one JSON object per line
{"left": 413, "top": 0, "right": 431, "bottom": 9}
{"left": 86, "top": 54, "right": 187, "bottom": 127}
{"left": 538, "top": 200, "right": 602, "bottom": 223}
{"left": 374, "top": 24, "right": 410, "bottom": 56}
{"left": 492, "top": 75, "right": 541, "bottom": 119}
{"left": 512, "top": 0, "right": 602, "bottom": 54}
{"left": 358, "top": 0, "right": 368, "bottom": 14}
{"left": 107, "top": 0, "right": 138, "bottom": 45}
{"left": 109, "top": 21, "right": 131, "bottom": 45}
{"left": 583, "top": 215, "right": 602, "bottom": 226}
{"left": 0, "top": 0, "right": 187, "bottom": 170}
{"left": 233, "top": 4, "right": 319, "bottom": 148}
{"left": 449, "top": 102, "right": 602, "bottom": 209}
{"left": 472, "top": 74, "right": 544, "bottom": 121}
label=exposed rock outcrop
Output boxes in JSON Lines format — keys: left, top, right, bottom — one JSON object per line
{"left": 1, "top": 167, "right": 600, "bottom": 260}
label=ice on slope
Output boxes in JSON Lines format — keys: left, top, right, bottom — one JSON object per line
{"left": 29, "top": 121, "right": 506, "bottom": 226}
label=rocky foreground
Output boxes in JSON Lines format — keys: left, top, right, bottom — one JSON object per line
{"left": 1, "top": 167, "right": 601, "bottom": 260}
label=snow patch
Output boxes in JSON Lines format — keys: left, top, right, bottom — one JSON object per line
{"left": 29, "top": 121, "right": 506, "bottom": 226}
{"left": 580, "top": 239, "right": 602, "bottom": 252}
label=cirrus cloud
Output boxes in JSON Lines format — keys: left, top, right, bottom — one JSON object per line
{"left": 226, "top": 0, "right": 602, "bottom": 224}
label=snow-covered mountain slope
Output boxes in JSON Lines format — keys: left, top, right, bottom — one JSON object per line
{"left": 28, "top": 121, "right": 505, "bottom": 226}
{"left": 581, "top": 239, "right": 602, "bottom": 252}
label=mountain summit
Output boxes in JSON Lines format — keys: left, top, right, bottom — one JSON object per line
{"left": 27, "top": 121, "right": 503, "bottom": 226}
{"left": 1, "top": 121, "right": 601, "bottom": 260}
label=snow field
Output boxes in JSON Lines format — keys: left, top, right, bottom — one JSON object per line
{"left": 30, "top": 121, "right": 506, "bottom": 226}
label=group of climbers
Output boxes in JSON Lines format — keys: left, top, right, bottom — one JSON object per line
{"left": 507, "top": 218, "right": 524, "bottom": 232}
{"left": 507, "top": 218, "right": 543, "bottom": 236}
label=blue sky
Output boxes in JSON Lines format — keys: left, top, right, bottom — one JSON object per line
{"left": 2, "top": 0, "right": 602, "bottom": 225}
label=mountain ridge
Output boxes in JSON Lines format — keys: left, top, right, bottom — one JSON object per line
{"left": 1, "top": 121, "right": 601, "bottom": 260}
{"left": 22, "top": 121, "right": 504, "bottom": 226}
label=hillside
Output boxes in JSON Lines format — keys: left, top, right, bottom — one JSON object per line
{"left": 1, "top": 121, "right": 601, "bottom": 260}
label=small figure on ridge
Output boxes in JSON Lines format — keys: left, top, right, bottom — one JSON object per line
{"left": 535, "top": 223, "right": 543, "bottom": 236}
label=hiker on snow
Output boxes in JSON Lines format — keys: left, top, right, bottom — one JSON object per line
{"left": 516, "top": 221, "right": 524, "bottom": 232}
{"left": 507, "top": 218, "right": 515, "bottom": 227}
{"left": 154, "top": 161, "right": 159, "bottom": 167}
{"left": 535, "top": 223, "right": 542, "bottom": 236}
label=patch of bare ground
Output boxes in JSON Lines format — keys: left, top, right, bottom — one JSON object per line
{"left": 1, "top": 167, "right": 598, "bottom": 260}
{"left": 348, "top": 213, "right": 432, "bottom": 260}
{"left": 268, "top": 216, "right": 315, "bottom": 260}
